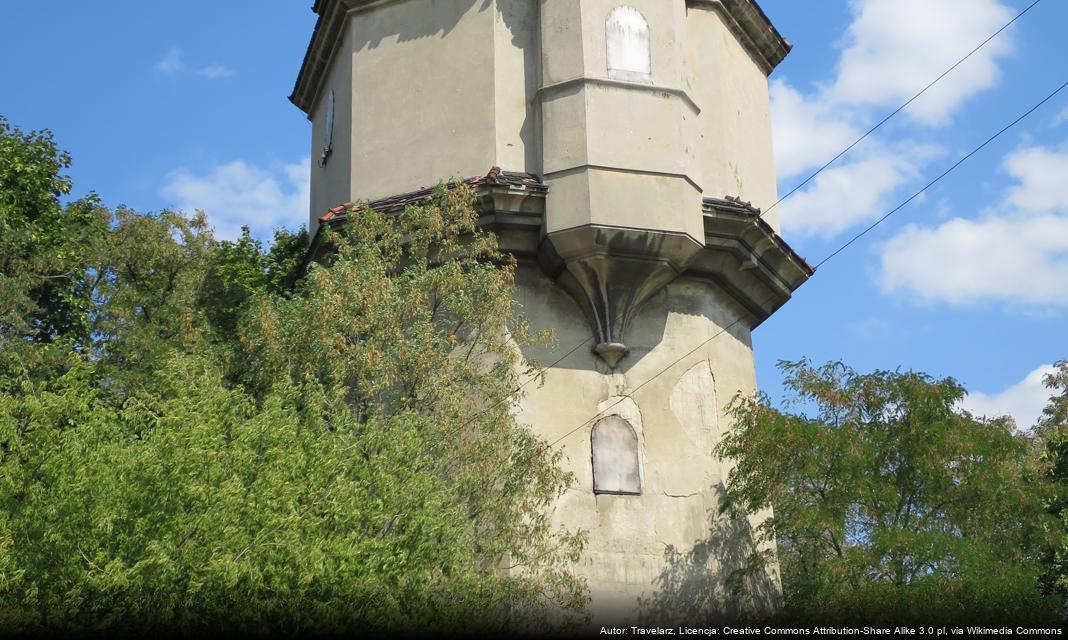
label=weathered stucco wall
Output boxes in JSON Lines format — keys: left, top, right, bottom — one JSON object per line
{"left": 539, "top": 0, "right": 703, "bottom": 242}
{"left": 348, "top": 0, "right": 497, "bottom": 203}
{"left": 308, "top": 0, "right": 501, "bottom": 232}
{"left": 685, "top": 3, "right": 781, "bottom": 231}
{"left": 494, "top": 0, "right": 541, "bottom": 173}
{"left": 309, "top": 24, "right": 353, "bottom": 231}
{"left": 513, "top": 263, "right": 782, "bottom": 623}
{"left": 307, "top": 0, "right": 782, "bottom": 234}
{"left": 296, "top": 0, "right": 795, "bottom": 624}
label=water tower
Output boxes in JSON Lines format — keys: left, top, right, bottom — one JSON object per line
{"left": 291, "top": 0, "right": 811, "bottom": 622}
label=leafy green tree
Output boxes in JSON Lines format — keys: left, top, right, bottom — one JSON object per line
{"left": 0, "top": 115, "right": 304, "bottom": 388}
{"left": 716, "top": 360, "right": 1059, "bottom": 624}
{"left": 198, "top": 225, "right": 307, "bottom": 341}
{"left": 0, "top": 116, "right": 107, "bottom": 348}
{"left": 0, "top": 117, "right": 586, "bottom": 633}
{"left": 1, "top": 348, "right": 582, "bottom": 633}
{"left": 1037, "top": 360, "right": 1068, "bottom": 609}
{"left": 238, "top": 187, "right": 587, "bottom": 628}
{"left": 89, "top": 208, "right": 216, "bottom": 382}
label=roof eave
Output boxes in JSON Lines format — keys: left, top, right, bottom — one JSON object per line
{"left": 290, "top": 0, "right": 351, "bottom": 114}
{"left": 689, "top": 0, "right": 792, "bottom": 75}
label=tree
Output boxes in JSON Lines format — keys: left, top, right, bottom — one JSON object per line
{"left": 0, "top": 116, "right": 107, "bottom": 349}
{"left": 716, "top": 359, "right": 1059, "bottom": 624}
{"left": 236, "top": 186, "right": 587, "bottom": 630}
{"left": 1037, "top": 360, "right": 1068, "bottom": 609}
{"left": 0, "top": 119, "right": 587, "bottom": 633}
{"left": 0, "top": 115, "right": 306, "bottom": 383}
{"left": 197, "top": 225, "right": 307, "bottom": 342}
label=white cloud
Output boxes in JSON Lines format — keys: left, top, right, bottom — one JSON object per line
{"left": 1054, "top": 103, "right": 1068, "bottom": 127}
{"left": 196, "top": 63, "right": 236, "bottom": 80}
{"left": 829, "top": 0, "right": 1014, "bottom": 124}
{"left": 770, "top": 79, "right": 861, "bottom": 179}
{"left": 770, "top": 0, "right": 1015, "bottom": 240}
{"left": 879, "top": 213, "right": 1068, "bottom": 306}
{"left": 1003, "top": 145, "right": 1068, "bottom": 213}
{"left": 960, "top": 364, "right": 1057, "bottom": 431}
{"left": 154, "top": 47, "right": 185, "bottom": 75}
{"left": 879, "top": 140, "right": 1068, "bottom": 307}
{"left": 161, "top": 157, "right": 310, "bottom": 241}
{"left": 779, "top": 142, "right": 937, "bottom": 239}
{"left": 153, "top": 46, "right": 236, "bottom": 79}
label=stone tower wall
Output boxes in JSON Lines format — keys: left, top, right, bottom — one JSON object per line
{"left": 513, "top": 264, "right": 782, "bottom": 622}
{"left": 293, "top": 0, "right": 805, "bottom": 623}
{"left": 305, "top": 1, "right": 783, "bottom": 235}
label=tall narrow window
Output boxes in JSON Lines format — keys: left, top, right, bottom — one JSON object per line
{"left": 320, "top": 89, "right": 334, "bottom": 167}
{"left": 591, "top": 415, "right": 641, "bottom": 495}
{"left": 606, "top": 6, "right": 651, "bottom": 82}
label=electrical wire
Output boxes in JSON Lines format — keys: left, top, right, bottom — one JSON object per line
{"left": 759, "top": 0, "right": 1042, "bottom": 222}
{"left": 547, "top": 77, "right": 1068, "bottom": 450}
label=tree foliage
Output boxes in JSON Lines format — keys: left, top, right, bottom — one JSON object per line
{"left": 0, "top": 119, "right": 586, "bottom": 634}
{"left": 716, "top": 360, "right": 1061, "bottom": 624}
{"left": 0, "top": 116, "right": 106, "bottom": 348}
{"left": 1038, "top": 360, "right": 1068, "bottom": 607}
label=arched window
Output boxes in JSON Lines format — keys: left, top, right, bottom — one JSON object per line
{"left": 606, "top": 6, "right": 651, "bottom": 82}
{"left": 591, "top": 415, "right": 641, "bottom": 495}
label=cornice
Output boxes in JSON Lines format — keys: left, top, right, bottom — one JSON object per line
{"left": 537, "top": 77, "right": 702, "bottom": 115}
{"left": 686, "top": 0, "right": 791, "bottom": 75}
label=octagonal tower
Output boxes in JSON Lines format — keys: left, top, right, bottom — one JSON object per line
{"left": 292, "top": 0, "right": 811, "bottom": 624}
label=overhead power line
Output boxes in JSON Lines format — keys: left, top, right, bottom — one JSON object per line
{"left": 759, "top": 0, "right": 1043, "bottom": 222}
{"left": 449, "top": 0, "right": 1050, "bottom": 444}
{"left": 547, "top": 77, "right": 1068, "bottom": 450}
{"left": 816, "top": 79, "right": 1068, "bottom": 269}
{"left": 515, "top": 0, "right": 1046, "bottom": 404}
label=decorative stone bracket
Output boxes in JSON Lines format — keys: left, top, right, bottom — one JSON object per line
{"left": 537, "top": 201, "right": 813, "bottom": 369}
{"left": 539, "top": 225, "right": 703, "bottom": 368}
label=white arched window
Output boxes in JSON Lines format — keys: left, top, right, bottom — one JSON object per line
{"left": 591, "top": 415, "right": 641, "bottom": 495}
{"left": 606, "top": 6, "right": 651, "bottom": 82}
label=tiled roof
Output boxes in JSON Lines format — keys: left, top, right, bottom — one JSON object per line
{"left": 318, "top": 167, "right": 547, "bottom": 225}
{"left": 702, "top": 195, "right": 762, "bottom": 217}
{"left": 703, "top": 195, "right": 814, "bottom": 275}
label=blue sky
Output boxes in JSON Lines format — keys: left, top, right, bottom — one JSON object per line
{"left": 2, "top": 1, "right": 1066, "bottom": 429}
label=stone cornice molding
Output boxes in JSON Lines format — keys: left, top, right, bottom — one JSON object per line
{"left": 686, "top": 0, "right": 791, "bottom": 75}
{"left": 537, "top": 77, "right": 702, "bottom": 115}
